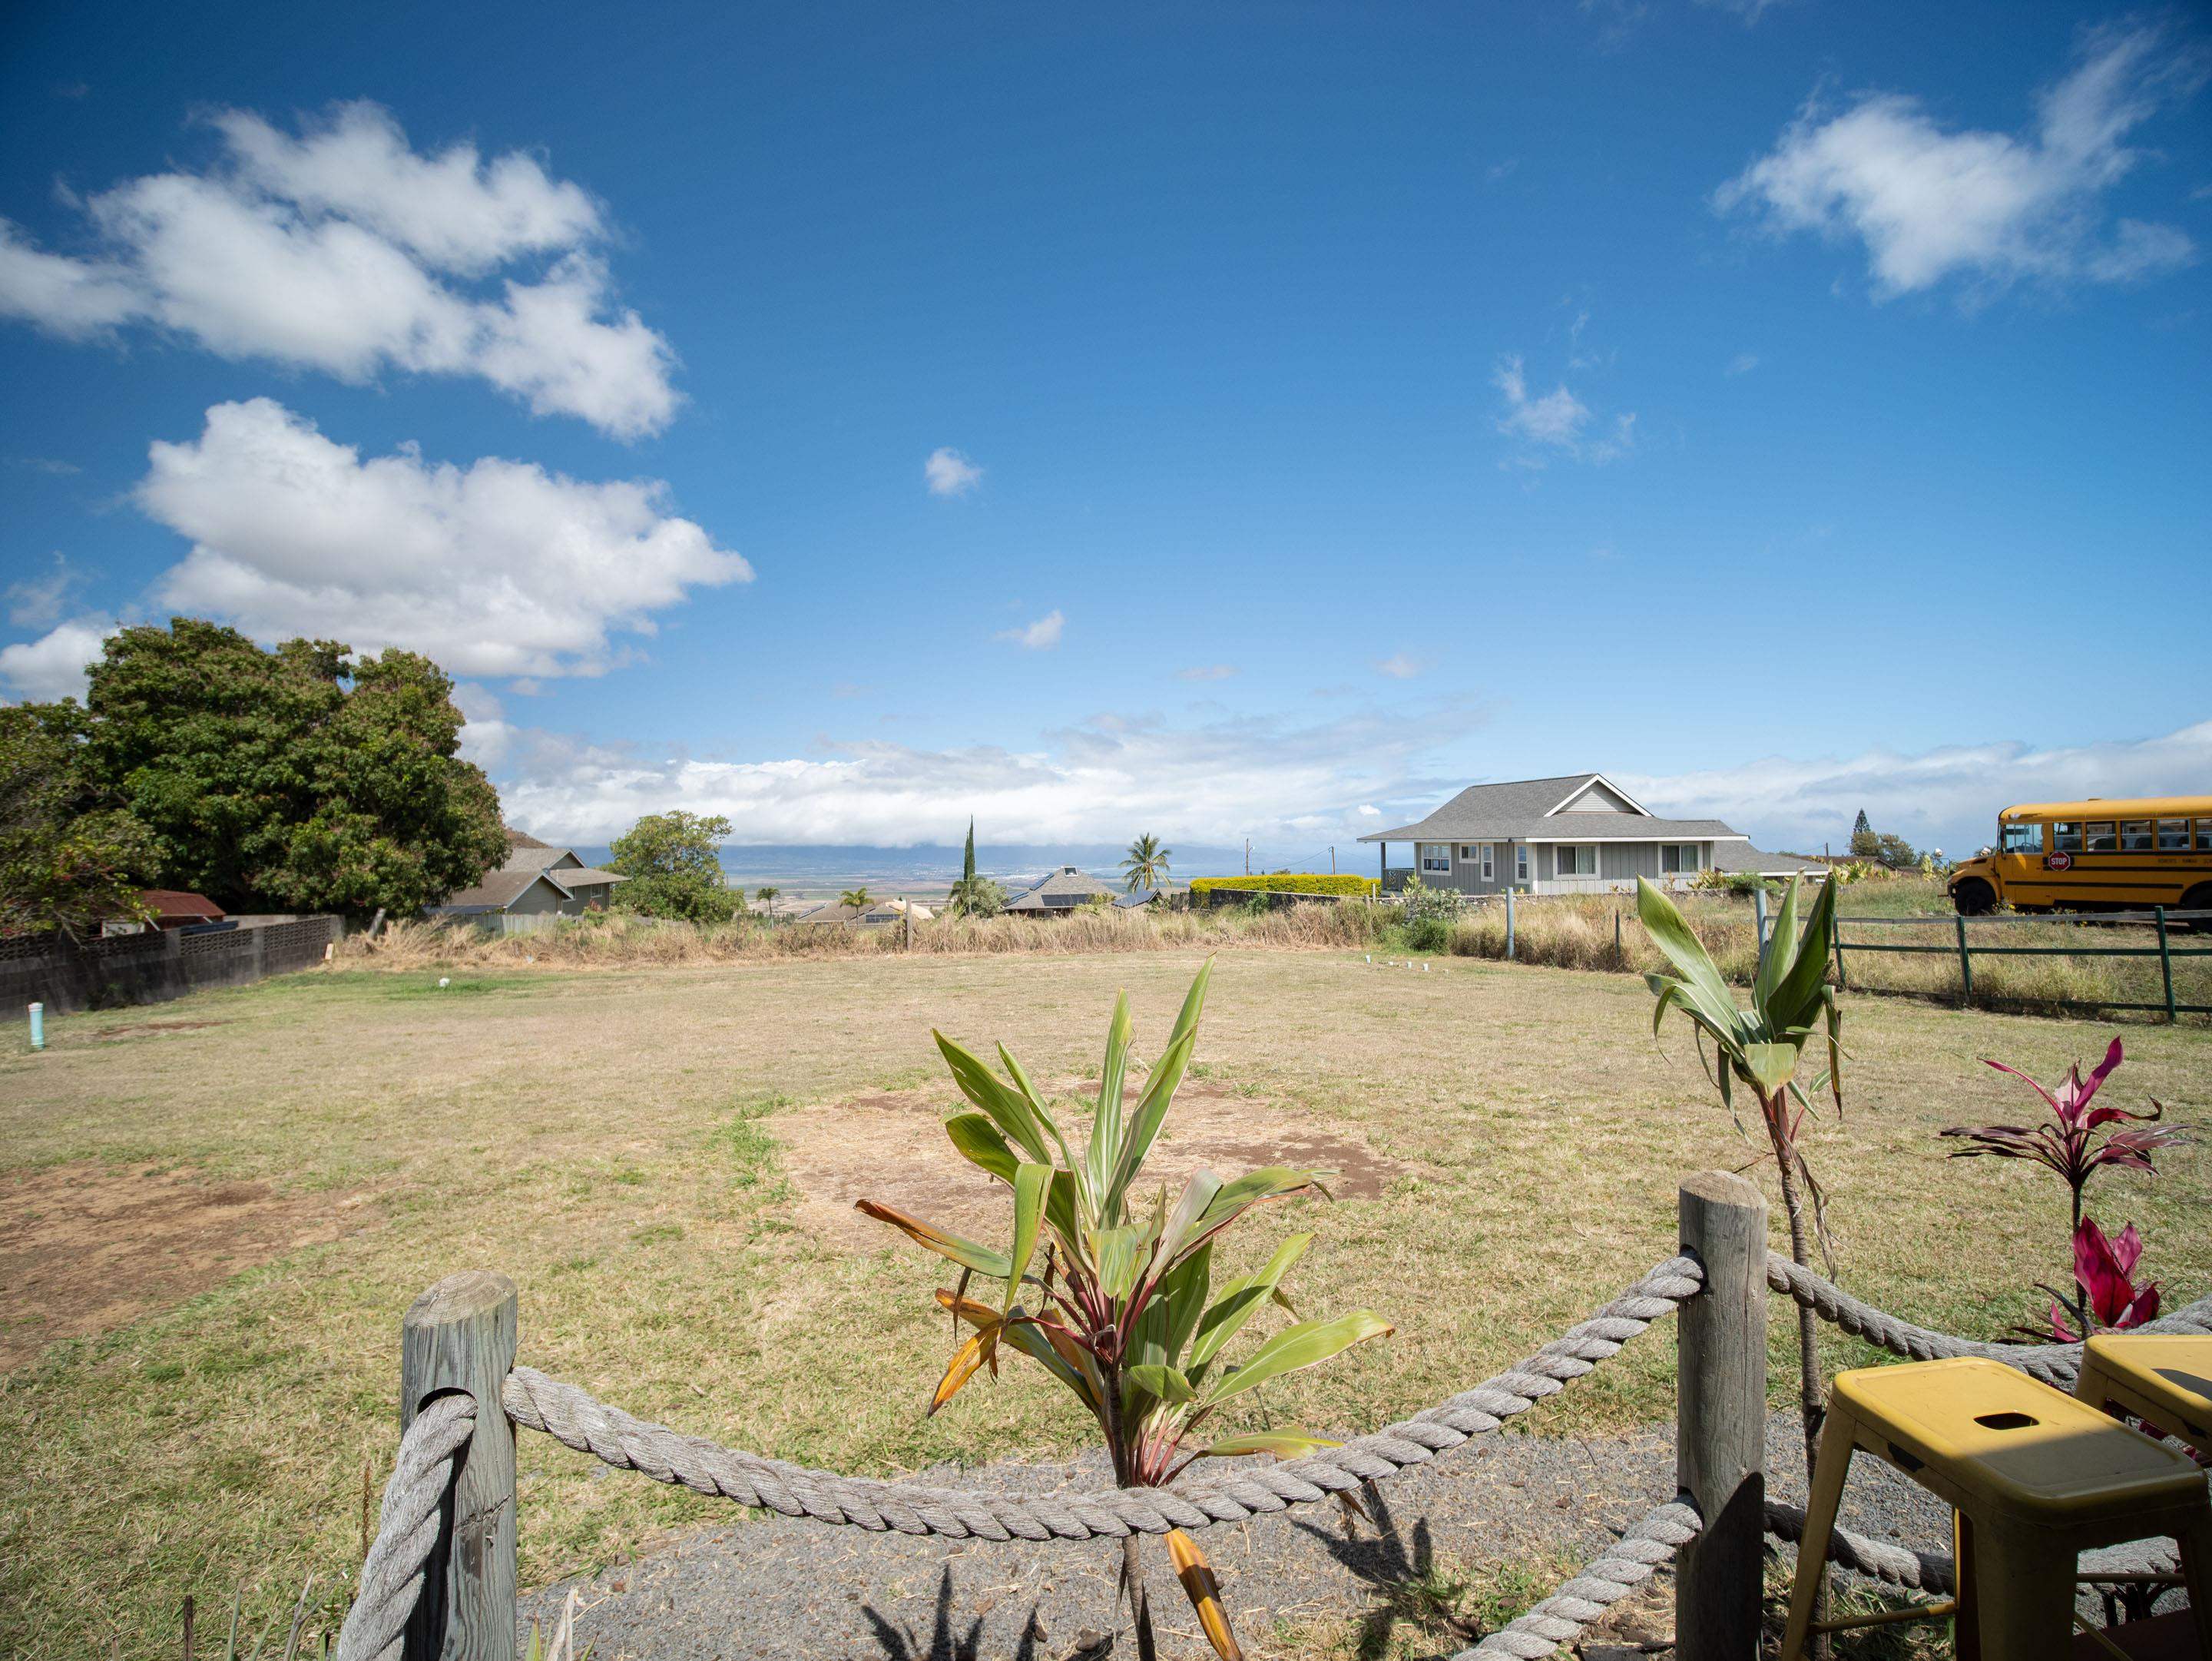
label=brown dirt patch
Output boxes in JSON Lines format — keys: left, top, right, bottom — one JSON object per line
{"left": 0, "top": 1164, "right": 369, "bottom": 1369}
{"left": 776, "top": 1077, "right": 1414, "bottom": 1252}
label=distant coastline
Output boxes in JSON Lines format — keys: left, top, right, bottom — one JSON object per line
{"left": 560, "top": 842, "right": 1359, "bottom": 901}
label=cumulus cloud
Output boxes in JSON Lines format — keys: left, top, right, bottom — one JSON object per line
{"left": 1717, "top": 24, "right": 2204, "bottom": 299}
{"left": 1374, "top": 652, "right": 1424, "bottom": 680}
{"left": 0, "top": 617, "right": 114, "bottom": 702}
{"left": 996, "top": 609, "right": 1064, "bottom": 650}
{"left": 1617, "top": 721, "right": 2212, "bottom": 861}
{"left": 925, "top": 446, "right": 984, "bottom": 496}
{"left": 485, "top": 704, "right": 1480, "bottom": 847}
{"left": 6, "top": 554, "right": 78, "bottom": 629}
{"left": 0, "top": 101, "right": 677, "bottom": 436}
{"left": 1493, "top": 354, "right": 1634, "bottom": 465}
{"left": 135, "top": 398, "right": 749, "bottom": 678}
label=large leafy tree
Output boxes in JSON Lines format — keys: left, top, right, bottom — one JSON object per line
{"left": 0, "top": 701, "right": 161, "bottom": 937}
{"left": 609, "top": 811, "right": 739, "bottom": 923}
{"left": 75, "top": 618, "right": 505, "bottom": 917}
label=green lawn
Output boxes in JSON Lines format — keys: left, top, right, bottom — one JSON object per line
{"left": 2, "top": 949, "right": 2206, "bottom": 1658}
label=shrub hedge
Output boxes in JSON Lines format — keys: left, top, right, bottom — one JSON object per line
{"left": 1188, "top": 874, "right": 1379, "bottom": 897}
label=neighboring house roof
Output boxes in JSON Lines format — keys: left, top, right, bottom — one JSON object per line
{"left": 505, "top": 829, "right": 555, "bottom": 851}
{"left": 1112, "top": 889, "right": 1161, "bottom": 908}
{"left": 1707, "top": 844, "right": 1829, "bottom": 877}
{"left": 1358, "top": 773, "right": 1747, "bottom": 845}
{"left": 550, "top": 866, "right": 624, "bottom": 888}
{"left": 139, "top": 889, "right": 224, "bottom": 924}
{"left": 429, "top": 867, "right": 572, "bottom": 917}
{"left": 792, "top": 900, "right": 918, "bottom": 926}
{"left": 1005, "top": 867, "right": 1117, "bottom": 910}
{"left": 495, "top": 828, "right": 624, "bottom": 887}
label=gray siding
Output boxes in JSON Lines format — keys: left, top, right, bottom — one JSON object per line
{"left": 1556, "top": 780, "right": 1640, "bottom": 814}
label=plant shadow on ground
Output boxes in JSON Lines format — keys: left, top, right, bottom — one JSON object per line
{"left": 860, "top": 1565, "right": 1054, "bottom": 1661}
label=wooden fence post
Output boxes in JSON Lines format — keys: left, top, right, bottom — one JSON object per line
{"left": 1953, "top": 915, "right": 1973, "bottom": 1007}
{"left": 402, "top": 1271, "right": 518, "bottom": 1661}
{"left": 1677, "top": 1169, "right": 1768, "bottom": 1661}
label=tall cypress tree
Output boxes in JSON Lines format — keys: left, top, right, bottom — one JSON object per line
{"left": 962, "top": 817, "right": 976, "bottom": 886}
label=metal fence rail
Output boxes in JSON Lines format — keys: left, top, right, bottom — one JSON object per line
{"left": 1830, "top": 907, "right": 2212, "bottom": 1020}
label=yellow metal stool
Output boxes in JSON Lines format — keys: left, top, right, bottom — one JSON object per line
{"left": 1780, "top": 1357, "right": 2212, "bottom": 1661}
{"left": 2079, "top": 1335, "right": 2212, "bottom": 1453}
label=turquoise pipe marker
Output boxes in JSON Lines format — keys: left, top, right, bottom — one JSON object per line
{"left": 28, "top": 1001, "right": 45, "bottom": 1050}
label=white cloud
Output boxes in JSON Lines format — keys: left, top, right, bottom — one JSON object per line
{"left": 1493, "top": 354, "right": 1634, "bottom": 465}
{"left": 135, "top": 398, "right": 749, "bottom": 678}
{"left": 0, "top": 617, "right": 114, "bottom": 702}
{"left": 1374, "top": 652, "right": 1424, "bottom": 680}
{"left": 485, "top": 703, "right": 1481, "bottom": 847}
{"left": 1726, "top": 352, "right": 1760, "bottom": 376}
{"left": 1177, "top": 664, "right": 1237, "bottom": 681}
{"left": 1357, "top": 804, "right": 1382, "bottom": 817}
{"left": 1717, "top": 25, "right": 2203, "bottom": 299}
{"left": 0, "top": 102, "right": 677, "bottom": 436}
{"left": 996, "top": 609, "right": 1064, "bottom": 650}
{"left": 1617, "top": 721, "right": 2212, "bottom": 862}
{"left": 925, "top": 446, "right": 984, "bottom": 497}
{"left": 6, "top": 554, "right": 78, "bottom": 628}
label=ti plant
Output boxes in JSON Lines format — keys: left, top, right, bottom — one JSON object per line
{"left": 1939, "top": 1038, "right": 2181, "bottom": 1340}
{"left": 1635, "top": 874, "right": 1843, "bottom": 1480}
{"left": 858, "top": 960, "right": 1392, "bottom": 1661}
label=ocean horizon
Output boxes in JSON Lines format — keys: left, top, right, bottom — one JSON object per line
{"left": 558, "top": 841, "right": 1370, "bottom": 898}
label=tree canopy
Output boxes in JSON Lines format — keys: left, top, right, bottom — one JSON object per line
{"left": 0, "top": 701, "right": 161, "bottom": 937}
{"left": 609, "top": 811, "right": 738, "bottom": 923}
{"left": 22, "top": 618, "right": 504, "bottom": 920}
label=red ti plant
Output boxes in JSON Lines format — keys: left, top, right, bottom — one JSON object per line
{"left": 1940, "top": 1038, "right": 2182, "bottom": 1338}
{"left": 2044, "top": 1219, "right": 2161, "bottom": 1342}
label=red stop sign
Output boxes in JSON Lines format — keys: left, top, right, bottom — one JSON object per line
{"left": 2047, "top": 852, "right": 2073, "bottom": 871}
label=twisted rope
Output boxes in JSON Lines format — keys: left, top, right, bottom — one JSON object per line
{"left": 1764, "top": 1254, "right": 2212, "bottom": 1387}
{"left": 1460, "top": 1498, "right": 1700, "bottom": 1659}
{"left": 333, "top": 1393, "right": 478, "bottom": 1661}
{"left": 502, "top": 1254, "right": 1704, "bottom": 1541}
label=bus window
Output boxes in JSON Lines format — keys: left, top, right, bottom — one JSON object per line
{"left": 2199, "top": 819, "right": 2212, "bottom": 852}
{"left": 2052, "top": 821, "right": 2083, "bottom": 852}
{"left": 2086, "top": 821, "right": 2118, "bottom": 852}
{"left": 2000, "top": 821, "right": 2045, "bottom": 854}
{"left": 2157, "top": 818, "right": 2190, "bottom": 852}
{"left": 2120, "top": 820, "right": 2154, "bottom": 851}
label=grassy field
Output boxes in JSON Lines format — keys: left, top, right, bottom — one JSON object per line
{"left": 3, "top": 946, "right": 2207, "bottom": 1657}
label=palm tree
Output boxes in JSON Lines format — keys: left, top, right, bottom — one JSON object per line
{"left": 839, "top": 887, "right": 873, "bottom": 915}
{"left": 1121, "top": 833, "right": 1171, "bottom": 894}
{"left": 754, "top": 884, "right": 780, "bottom": 913}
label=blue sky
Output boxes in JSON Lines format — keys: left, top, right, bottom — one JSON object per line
{"left": 2, "top": 0, "right": 2207, "bottom": 863}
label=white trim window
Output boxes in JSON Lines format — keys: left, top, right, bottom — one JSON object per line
{"left": 1479, "top": 843, "right": 1495, "bottom": 882}
{"left": 1419, "top": 843, "right": 1452, "bottom": 874}
{"left": 1661, "top": 843, "right": 1702, "bottom": 874}
{"left": 1555, "top": 844, "right": 1598, "bottom": 878}
{"left": 1514, "top": 844, "right": 1529, "bottom": 882}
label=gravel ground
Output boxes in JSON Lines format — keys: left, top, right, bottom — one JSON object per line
{"left": 517, "top": 1411, "right": 1966, "bottom": 1660}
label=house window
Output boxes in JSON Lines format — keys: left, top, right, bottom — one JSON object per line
{"left": 1479, "top": 844, "right": 1495, "bottom": 882}
{"left": 1459, "top": 845, "right": 1478, "bottom": 861}
{"left": 1661, "top": 844, "right": 1702, "bottom": 874}
{"left": 1514, "top": 845, "right": 1529, "bottom": 882}
{"left": 1420, "top": 843, "right": 1451, "bottom": 874}
{"left": 1555, "top": 845, "right": 1597, "bottom": 878}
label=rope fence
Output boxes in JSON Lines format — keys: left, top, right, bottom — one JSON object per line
{"left": 336, "top": 1175, "right": 2212, "bottom": 1661}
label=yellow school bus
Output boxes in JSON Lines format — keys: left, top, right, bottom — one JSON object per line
{"left": 1948, "top": 795, "right": 2212, "bottom": 916}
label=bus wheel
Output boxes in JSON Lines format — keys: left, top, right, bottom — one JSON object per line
{"left": 1952, "top": 879, "right": 1996, "bottom": 917}
{"left": 2182, "top": 884, "right": 2212, "bottom": 932}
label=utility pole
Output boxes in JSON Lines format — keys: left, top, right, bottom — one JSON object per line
{"left": 1244, "top": 838, "right": 1250, "bottom": 876}
{"left": 1330, "top": 845, "right": 1336, "bottom": 874}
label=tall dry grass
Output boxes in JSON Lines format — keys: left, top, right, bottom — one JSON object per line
{"left": 338, "top": 900, "right": 1389, "bottom": 971}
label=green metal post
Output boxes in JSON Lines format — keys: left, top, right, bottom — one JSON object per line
{"left": 1955, "top": 915, "right": 1973, "bottom": 1006}
{"left": 2156, "top": 906, "right": 2175, "bottom": 1023}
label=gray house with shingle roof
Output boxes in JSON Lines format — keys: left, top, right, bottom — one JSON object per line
{"left": 1358, "top": 773, "right": 1823, "bottom": 896}
{"left": 428, "top": 830, "right": 628, "bottom": 928}
{"left": 1005, "top": 866, "right": 1117, "bottom": 913}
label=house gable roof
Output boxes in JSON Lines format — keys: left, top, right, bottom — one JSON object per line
{"left": 1005, "top": 866, "right": 1116, "bottom": 909}
{"left": 430, "top": 867, "right": 572, "bottom": 915}
{"left": 1357, "top": 773, "right": 1743, "bottom": 844}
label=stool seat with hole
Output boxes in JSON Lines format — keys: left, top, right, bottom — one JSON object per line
{"left": 2080, "top": 1336, "right": 2212, "bottom": 1452}
{"left": 1780, "top": 1357, "right": 2212, "bottom": 1661}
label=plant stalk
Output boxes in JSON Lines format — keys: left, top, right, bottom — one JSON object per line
{"left": 1769, "top": 1093, "right": 1829, "bottom": 1657}
{"left": 1099, "top": 1358, "right": 1158, "bottom": 1661}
